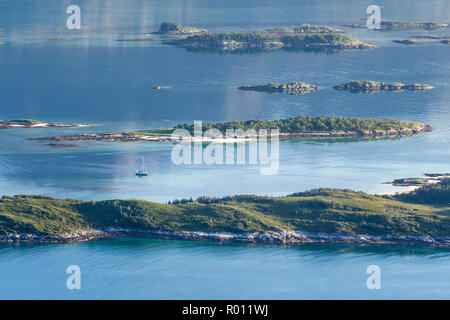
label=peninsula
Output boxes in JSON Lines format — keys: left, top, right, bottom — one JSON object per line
{"left": 334, "top": 81, "right": 433, "bottom": 92}
{"left": 0, "top": 180, "right": 448, "bottom": 246}
{"left": 30, "top": 116, "right": 433, "bottom": 143}
{"left": 238, "top": 82, "right": 320, "bottom": 95}
{"left": 0, "top": 119, "right": 90, "bottom": 129}
{"left": 344, "top": 20, "right": 448, "bottom": 30}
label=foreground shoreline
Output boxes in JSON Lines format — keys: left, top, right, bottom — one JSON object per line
{"left": 1, "top": 229, "right": 449, "bottom": 247}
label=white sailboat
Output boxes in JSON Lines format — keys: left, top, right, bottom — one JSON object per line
{"left": 136, "top": 158, "right": 148, "bottom": 177}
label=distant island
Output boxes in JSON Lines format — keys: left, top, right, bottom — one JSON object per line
{"left": 334, "top": 81, "right": 433, "bottom": 92}
{"left": 344, "top": 20, "right": 448, "bottom": 30}
{"left": 238, "top": 82, "right": 320, "bottom": 95}
{"left": 384, "top": 173, "right": 450, "bottom": 187}
{"left": 31, "top": 116, "right": 432, "bottom": 143}
{"left": 165, "top": 22, "right": 375, "bottom": 50}
{"left": 152, "top": 22, "right": 209, "bottom": 35}
{"left": 392, "top": 39, "right": 423, "bottom": 45}
{"left": 264, "top": 24, "right": 345, "bottom": 35}
{"left": 0, "top": 179, "right": 448, "bottom": 246}
{"left": 409, "top": 35, "right": 450, "bottom": 40}
{"left": 0, "top": 119, "right": 90, "bottom": 129}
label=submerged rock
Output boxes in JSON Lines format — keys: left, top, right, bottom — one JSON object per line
{"left": 392, "top": 39, "right": 423, "bottom": 45}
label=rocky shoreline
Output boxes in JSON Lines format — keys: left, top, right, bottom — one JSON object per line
{"left": 1, "top": 229, "right": 448, "bottom": 247}
{"left": 239, "top": 82, "right": 320, "bottom": 95}
{"left": 334, "top": 81, "right": 433, "bottom": 91}
{"left": 30, "top": 124, "right": 433, "bottom": 143}
{"left": 171, "top": 39, "right": 375, "bottom": 50}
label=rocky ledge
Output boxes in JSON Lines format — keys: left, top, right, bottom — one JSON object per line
{"left": 239, "top": 82, "right": 320, "bottom": 95}
{"left": 1, "top": 229, "right": 448, "bottom": 247}
{"left": 0, "top": 119, "right": 91, "bottom": 129}
{"left": 334, "top": 81, "right": 433, "bottom": 91}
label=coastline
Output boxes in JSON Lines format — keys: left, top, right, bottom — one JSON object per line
{"left": 1, "top": 229, "right": 448, "bottom": 247}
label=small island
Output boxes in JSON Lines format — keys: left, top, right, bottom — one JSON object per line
{"left": 0, "top": 179, "right": 448, "bottom": 246}
{"left": 30, "top": 116, "right": 432, "bottom": 143}
{"left": 0, "top": 119, "right": 90, "bottom": 129}
{"left": 344, "top": 20, "right": 448, "bottom": 30}
{"left": 334, "top": 81, "right": 433, "bottom": 92}
{"left": 167, "top": 31, "right": 375, "bottom": 51}
{"left": 152, "top": 22, "right": 209, "bottom": 35}
{"left": 238, "top": 82, "right": 320, "bottom": 95}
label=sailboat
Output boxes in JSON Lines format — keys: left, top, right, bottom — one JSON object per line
{"left": 136, "top": 158, "right": 148, "bottom": 177}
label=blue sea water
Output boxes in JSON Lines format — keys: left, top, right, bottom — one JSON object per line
{"left": 0, "top": 0, "right": 449, "bottom": 299}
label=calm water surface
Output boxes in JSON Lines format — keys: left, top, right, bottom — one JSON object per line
{"left": 0, "top": 0, "right": 449, "bottom": 299}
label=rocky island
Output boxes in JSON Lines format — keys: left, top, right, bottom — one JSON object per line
{"left": 30, "top": 116, "right": 433, "bottom": 143}
{"left": 334, "top": 81, "right": 433, "bottom": 92}
{"left": 344, "top": 20, "right": 448, "bottom": 30}
{"left": 0, "top": 180, "right": 448, "bottom": 246}
{"left": 239, "top": 82, "right": 320, "bottom": 95}
{"left": 167, "top": 30, "right": 375, "bottom": 51}
{"left": 0, "top": 119, "right": 90, "bottom": 129}
{"left": 152, "top": 22, "right": 209, "bottom": 35}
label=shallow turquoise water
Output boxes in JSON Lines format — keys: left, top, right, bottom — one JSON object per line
{"left": 0, "top": 0, "right": 449, "bottom": 299}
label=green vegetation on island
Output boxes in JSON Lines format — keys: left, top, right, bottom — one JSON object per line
{"left": 174, "top": 116, "right": 430, "bottom": 135}
{"left": 0, "top": 180, "right": 449, "bottom": 245}
{"left": 395, "top": 179, "right": 450, "bottom": 205}
{"left": 153, "top": 22, "right": 208, "bottom": 35}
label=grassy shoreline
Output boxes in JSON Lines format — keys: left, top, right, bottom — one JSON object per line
{"left": 1, "top": 181, "right": 449, "bottom": 246}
